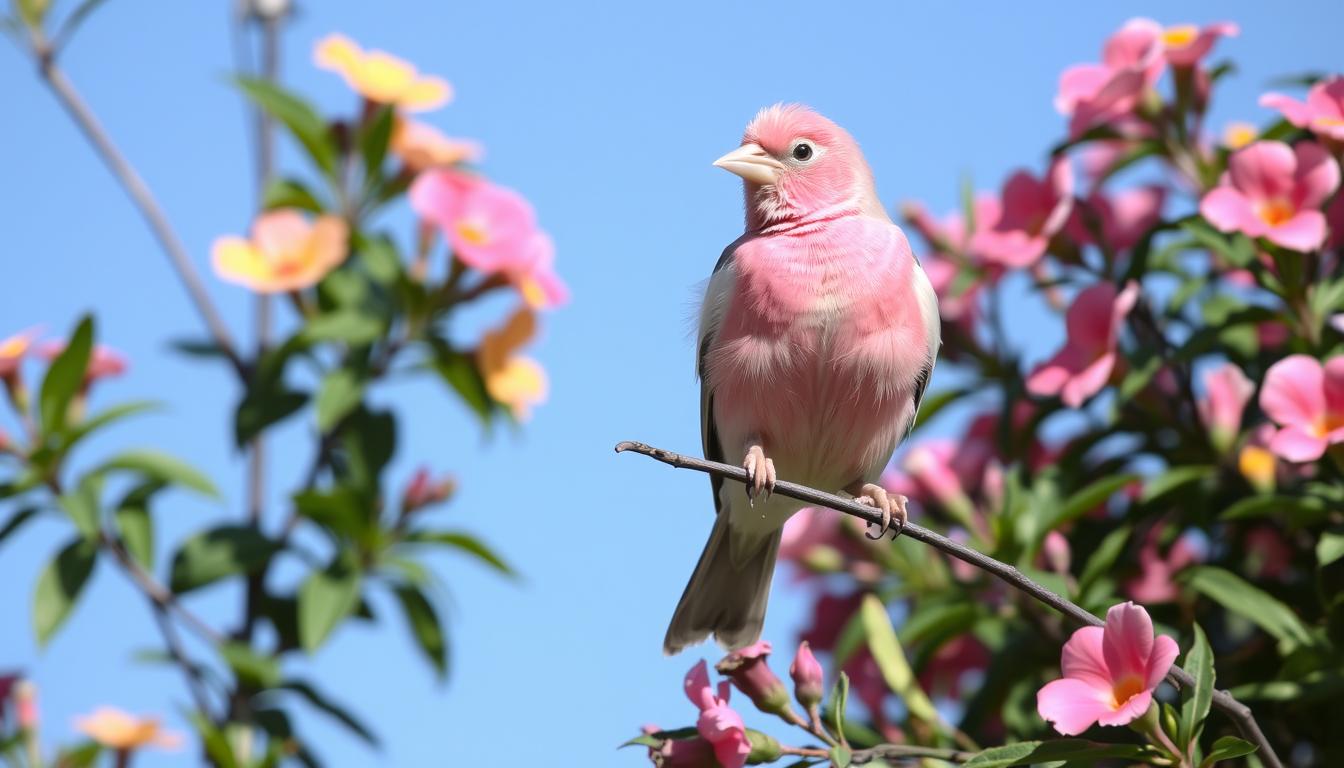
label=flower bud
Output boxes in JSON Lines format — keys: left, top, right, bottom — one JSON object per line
{"left": 745, "top": 729, "right": 782, "bottom": 763}
{"left": 715, "top": 641, "right": 789, "bottom": 715}
{"left": 1043, "top": 531, "right": 1071, "bottom": 575}
{"left": 14, "top": 679, "right": 37, "bottom": 730}
{"left": 401, "top": 467, "right": 456, "bottom": 514}
{"left": 643, "top": 728, "right": 716, "bottom": 768}
{"left": 788, "top": 641, "right": 824, "bottom": 710}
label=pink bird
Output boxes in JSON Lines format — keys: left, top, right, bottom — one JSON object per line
{"left": 664, "top": 105, "right": 940, "bottom": 654}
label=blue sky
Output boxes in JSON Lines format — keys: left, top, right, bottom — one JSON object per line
{"left": 2, "top": 2, "right": 1341, "bottom": 766}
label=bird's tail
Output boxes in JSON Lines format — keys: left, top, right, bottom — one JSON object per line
{"left": 663, "top": 513, "right": 781, "bottom": 655}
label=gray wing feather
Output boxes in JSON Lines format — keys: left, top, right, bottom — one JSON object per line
{"left": 699, "top": 244, "right": 741, "bottom": 515}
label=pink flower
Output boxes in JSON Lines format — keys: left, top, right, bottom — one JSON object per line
{"left": 1067, "top": 186, "right": 1165, "bottom": 252}
{"left": 789, "top": 641, "right": 824, "bottom": 710}
{"left": 1056, "top": 19, "right": 1163, "bottom": 136}
{"left": 1200, "top": 141, "right": 1340, "bottom": 252}
{"left": 644, "top": 730, "right": 717, "bottom": 767}
{"left": 410, "top": 170, "right": 568, "bottom": 308}
{"left": 1160, "top": 22, "right": 1239, "bottom": 68}
{"left": 1261, "top": 76, "right": 1344, "bottom": 143}
{"left": 917, "top": 634, "right": 989, "bottom": 699}
{"left": 716, "top": 641, "right": 790, "bottom": 715}
{"left": 683, "top": 661, "right": 750, "bottom": 768}
{"left": 779, "top": 508, "right": 864, "bottom": 577}
{"left": 1127, "top": 528, "right": 1206, "bottom": 604}
{"left": 1197, "top": 363, "right": 1253, "bottom": 453}
{"left": 37, "top": 343, "right": 127, "bottom": 386}
{"left": 0, "top": 328, "right": 39, "bottom": 382}
{"left": 1259, "top": 354, "right": 1344, "bottom": 462}
{"left": 1043, "top": 531, "right": 1072, "bottom": 575}
{"left": 401, "top": 467, "right": 455, "bottom": 513}
{"left": 1027, "top": 281, "right": 1139, "bottom": 408}
{"left": 972, "top": 158, "right": 1074, "bottom": 269}
{"left": 1245, "top": 527, "right": 1291, "bottom": 580}
{"left": 901, "top": 440, "right": 979, "bottom": 520}
{"left": 1036, "top": 602, "right": 1179, "bottom": 735}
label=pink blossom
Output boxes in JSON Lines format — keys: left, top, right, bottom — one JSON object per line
{"left": 1245, "top": 527, "right": 1291, "bottom": 580}
{"left": 789, "top": 642, "right": 824, "bottom": 709}
{"left": 37, "top": 343, "right": 127, "bottom": 386}
{"left": 644, "top": 732, "right": 717, "bottom": 767}
{"left": 1261, "top": 76, "right": 1344, "bottom": 143}
{"left": 1042, "top": 531, "right": 1072, "bottom": 575}
{"left": 409, "top": 169, "right": 568, "bottom": 308}
{"left": 901, "top": 440, "right": 973, "bottom": 515}
{"left": 1067, "top": 186, "right": 1165, "bottom": 252}
{"left": 971, "top": 157, "right": 1074, "bottom": 269}
{"left": 799, "top": 591, "right": 863, "bottom": 653}
{"left": 1056, "top": 19, "right": 1163, "bottom": 136}
{"left": 683, "top": 661, "right": 750, "bottom": 768}
{"left": 1198, "top": 363, "right": 1254, "bottom": 452}
{"left": 716, "top": 641, "right": 789, "bottom": 715}
{"left": 1200, "top": 141, "right": 1340, "bottom": 252}
{"left": 1259, "top": 354, "right": 1344, "bottom": 462}
{"left": 779, "top": 508, "right": 865, "bottom": 577}
{"left": 922, "top": 255, "right": 982, "bottom": 327}
{"left": 401, "top": 467, "right": 455, "bottom": 513}
{"left": 1329, "top": 185, "right": 1344, "bottom": 250}
{"left": 1037, "top": 602, "right": 1179, "bottom": 735}
{"left": 1160, "top": 22, "right": 1239, "bottom": 68}
{"left": 917, "top": 634, "right": 989, "bottom": 700}
{"left": 1027, "top": 281, "right": 1139, "bottom": 408}
{"left": 1127, "top": 528, "right": 1206, "bottom": 604}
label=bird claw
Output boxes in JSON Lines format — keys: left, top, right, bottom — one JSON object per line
{"left": 743, "top": 445, "right": 776, "bottom": 505}
{"left": 851, "top": 483, "right": 908, "bottom": 540}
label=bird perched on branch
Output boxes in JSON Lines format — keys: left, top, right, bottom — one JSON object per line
{"left": 664, "top": 105, "right": 940, "bottom": 654}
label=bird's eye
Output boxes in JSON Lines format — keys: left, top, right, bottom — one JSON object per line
{"left": 792, "top": 142, "right": 813, "bottom": 161}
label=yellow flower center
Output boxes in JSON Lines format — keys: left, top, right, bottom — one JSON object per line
{"left": 454, "top": 219, "right": 492, "bottom": 247}
{"left": 1111, "top": 675, "right": 1145, "bottom": 709}
{"left": 1222, "top": 122, "right": 1257, "bottom": 149}
{"left": 0, "top": 338, "right": 26, "bottom": 358}
{"left": 1315, "top": 116, "right": 1344, "bottom": 128}
{"left": 1257, "top": 199, "right": 1296, "bottom": 227}
{"left": 1162, "top": 25, "right": 1198, "bottom": 49}
{"left": 518, "top": 276, "right": 547, "bottom": 308}
{"left": 1313, "top": 412, "right": 1344, "bottom": 438}
{"left": 1239, "top": 446, "right": 1275, "bottom": 487}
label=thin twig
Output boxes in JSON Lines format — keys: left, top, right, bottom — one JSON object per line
{"left": 30, "top": 37, "right": 245, "bottom": 378}
{"left": 615, "top": 441, "right": 1284, "bottom": 768}
{"left": 151, "top": 602, "right": 215, "bottom": 717}
{"left": 851, "top": 743, "right": 976, "bottom": 764}
{"left": 99, "top": 532, "right": 224, "bottom": 646}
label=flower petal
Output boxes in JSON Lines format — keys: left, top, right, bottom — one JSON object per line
{"left": 1268, "top": 424, "right": 1328, "bottom": 462}
{"left": 1060, "top": 625, "right": 1111, "bottom": 689}
{"left": 1261, "top": 354, "right": 1325, "bottom": 428}
{"left": 1102, "top": 602, "right": 1154, "bottom": 682}
{"left": 1037, "top": 678, "right": 1112, "bottom": 736}
{"left": 1144, "top": 634, "right": 1180, "bottom": 690}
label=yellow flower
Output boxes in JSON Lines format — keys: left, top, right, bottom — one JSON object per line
{"left": 1238, "top": 445, "right": 1276, "bottom": 493}
{"left": 212, "top": 209, "right": 349, "bottom": 293}
{"left": 391, "top": 117, "right": 482, "bottom": 171}
{"left": 1222, "top": 121, "right": 1258, "bottom": 150}
{"left": 75, "top": 707, "right": 182, "bottom": 752}
{"left": 0, "top": 327, "right": 39, "bottom": 380}
{"left": 476, "top": 308, "right": 547, "bottom": 420}
{"left": 314, "top": 34, "right": 451, "bottom": 111}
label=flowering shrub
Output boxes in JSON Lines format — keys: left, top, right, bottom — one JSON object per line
{"left": 3, "top": 4, "right": 563, "bottom": 765}
{"left": 630, "top": 16, "right": 1341, "bottom": 768}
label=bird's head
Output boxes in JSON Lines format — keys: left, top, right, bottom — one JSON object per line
{"left": 715, "top": 104, "right": 879, "bottom": 229}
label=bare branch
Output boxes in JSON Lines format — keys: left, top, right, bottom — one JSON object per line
{"left": 615, "top": 440, "right": 1283, "bottom": 768}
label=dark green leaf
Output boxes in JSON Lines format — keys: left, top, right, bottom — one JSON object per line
{"left": 403, "top": 530, "right": 514, "bottom": 576}
{"left": 58, "top": 472, "right": 102, "bottom": 539}
{"left": 1200, "top": 736, "right": 1256, "bottom": 767}
{"left": 316, "top": 369, "right": 366, "bottom": 432}
{"left": 262, "top": 177, "right": 327, "bottom": 213}
{"left": 52, "top": 0, "right": 110, "bottom": 48}
{"left": 829, "top": 745, "right": 852, "bottom": 768}
{"left": 1222, "top": 494, "right": 1329, "bottom": 525}
{"left": 53, "top": 742, "right": 103, "bottom": 768}
{"left": 1141, "top": 465, "right": 1214, "bottom": 504}
{"left": 98, "top": 449, "right": 218, "bottom": 497}
{"left": 340, "top": 407, "right": 397, "bottom": 494}
{"left": 393, "top": 583, "right": 448, "bottom": 679}
{"left": 170, "top": 525, "right": 279, "bottom": 593}
{"left": 298, "top": 555, "right": 362, "bottom": 652}
{"left": 911, "top": 387, "right": 968, "bottom": 431}
{"left": 293, "top": 487, "right": 370, "bottom": 542}
{"left": 281, "top": 679, "right": 379, "bottom": 746}
{"left": 219, "top": 641, "right": 281, "bottom": 688}
{"left": 964, "top": 739, "right": 1152, "bottom": 767}
{"left": 0, "top": 506, "right": 42, "bottom": 549}
{"left": 62, "top": 400, "right": 159, "bottom": 450}
{"left": 34, "top": 537, "right": 97, "bottom": 646}
{"left": 1183, "top": 566, "right": 1314, "bottom": 649}
{"left": 1180, "top": 218, "right": 1254, "bottom": 268}
{"left": 1078, "top": 525, "right": 1131, "bottom": 596}
{"left": 1047, "top": 473, "right": 1139, "bottom": 531}
{"left": 1228, "top": 670, "right": 1344, "bottom": 702}
{"left": 354, "top": 233, "right": 402, "bottom": 286}
{"left": 113, "top": 482, "right": 160, "bottom": 570}
{"left": 39, "top": 315, "right": 93, "bottom": 433}
{"left": 188, "top": 711, "right": 241, "bottom": 768}
{"left": 235, "top": 389, "right": 308, "bottom": 447}
{"left": 1179, "top": 624, "right": 1214, "bottom": 749}
{"left": 359, "top": 105, "right": 396, "bottom": 181}
{"left": 431, "top": 349, "right": 494, "bottom": 424}
{"left": 234, "top": 77, "right": 337, "bottom": 175}
{"left": 302, "top": 311, "right": 384, "bottom": 346}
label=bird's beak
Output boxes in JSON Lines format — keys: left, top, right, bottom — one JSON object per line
{"left": 713, "top": 143, "right": 785, "bottom": 185}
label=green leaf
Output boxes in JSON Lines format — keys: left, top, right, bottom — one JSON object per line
{"left": 403, "top": 530, "right": 514, "bottom": 576}
{"left": 963, "top": 739, "right": 1152, "bottom": 767}
{"left": 359, "top": 105, "right": 396, "bottom": 181}
{"left": 53, "top": 743, "right": 103, "bottom": 768}
{"left": 262, "top": 177, "right": 327, "bottom": 213}
{"left": 219, "top": 641, "right": 281, "bottom": 688}
{"left": 33, "top": 537, "right": 97, "bottom": 646}
{"left": 98, "top": 449, "right": 218, "bottom": 498}
{"left": 1141, "top": 465, "right": 1214, "bottom": 504}
{"left": 298, "top": 555, "right": 363, "bottom": 652}
{"left": 62, "top": 400, "right": 160, "bottom": 450}
{"left": 233, "top": 77, "right": 337, "bottom": 175}
{"left": 1222, "top": 494, "right": 1329, "bottom": 525}
{"left": 293, "top": 487, "right": 370, "bottom": 541}
{"left": 39, "top": 315, "right": 93, "bottom": 433}
{"left": 431, "top": 349, "right": 494, "bottom": 424}
{"left": 235, "top": 388, "right": 308, "bottom": 447}
{"left": 114, "top": 482, "right": 158, "bottom": 570}
{"left": 52, "top": 0, "right": 111, "bottom": 48}
{"left": 859, "top": 594, "right": 940, "bottom": 723}
{"left": 393, "top": 583, "right": 448, "bottom": 678}
{"left": 281, "top": 679, "right": 379, "bottom": 746}
{"left": 1200, "top": 736, "right": 1256, "bottom": 767}
{"left": 58, "top": 472, "right": 103, "bottom": 540}
{"left": 316, "top": 369, "right": 366, "bottom": 432}
{"left": 0, "top": 506, "right": 42, "bottom": 549}
{"left": 302, "top": 311, "right": 384, "bottom": 346}
{"left": 1078, "top": 525, "right": 1131, "bottom": 596}
{"left": 1183, "top": 566, "right": 1314, "bottom": 650}
{"left": 1181, "top": 218, "right": 1254, "bottom": 268}
{"left": 353, "top": 232, "right": 402, "bottom": 286}
{"left": 829, "top": 745, "right": 852, "bottom": 768}
{"left": 1228, "top": 670, "right": 1344, "bottom": 702}
{"left": 827, "top": 670, "right": 850, "bottom": 745}
{"left": 911, "top": 387, "right": 968, "bottom": 431}
{"left": 1046, "top": 473, "right": 1139, "bottom": 531}
{"left": 1317, "top": 531, "right": 1344, "bottom": 567}
{"left": 187, "top": 711, "right": 241, "bottom": 768}
{"left": 170, "top": 525, "right": 279, "bottom": 593}
{"left": 1179, "top": 624, "right": 1215, "bottom": 749}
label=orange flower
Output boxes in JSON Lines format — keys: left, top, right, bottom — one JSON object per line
{"left": 476, "top": 308, "right": 547, "bottom": 420}
{"left": 1222, "top": 121, "right": 1257, "bottom": 150}
{"left": 0, "top": 327, "right": 39, "bottom": 381}
{"left": 391, "top": 117, "right": 482, "bottom": 171}
{"left": 314, "top": 34, "right": 451, "bottom": 111}
{"left": 75, "top": 707, "right": 182, "bottom": 752}
{"left": 212, "top": 209, "right": 349, "bottom": 293}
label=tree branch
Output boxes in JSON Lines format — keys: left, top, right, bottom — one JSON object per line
{"left": 614, "top": 440, "right": 1283, "bottom": 768}
{"left": 29, "top": 37, "right": 246, "bottom": 378}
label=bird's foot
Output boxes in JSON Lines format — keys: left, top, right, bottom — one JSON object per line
{"left": 742, "top": 444, "right": 776, "bottom": 505}
{"left": 847, "top": 482, "right": 908, "bottom": 540}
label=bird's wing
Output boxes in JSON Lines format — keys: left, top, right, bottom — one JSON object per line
{"left": 698, "top": 242, "right": 741, "bottom": 515}
{"left": 903, "top": 236, "right": 943, "bottom": 441}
